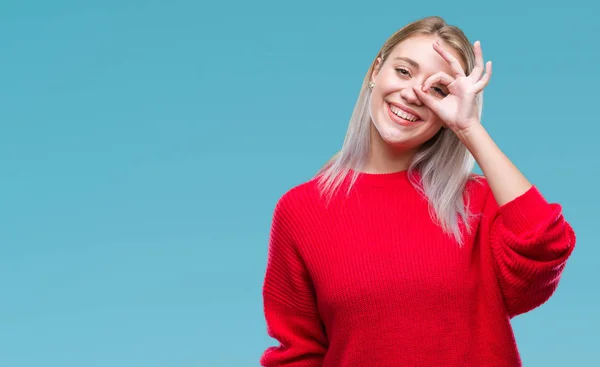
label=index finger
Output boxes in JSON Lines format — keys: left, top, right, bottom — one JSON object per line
{"left": 433, "top": 41, "right": 465, "bottom": 78}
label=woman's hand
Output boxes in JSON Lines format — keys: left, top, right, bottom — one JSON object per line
{"left": 413, "top": 40, "right": 532, "bottom": 206}
{"left": 413, "top": 40, "right": 492, "bottom": 135}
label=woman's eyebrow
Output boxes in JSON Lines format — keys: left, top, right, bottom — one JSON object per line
{"left": 393, "top": 56, "right": 420, "bottom": 69}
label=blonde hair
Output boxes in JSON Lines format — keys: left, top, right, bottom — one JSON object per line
{"left": 315, "top": 16, "right": 483, "bottom": 245}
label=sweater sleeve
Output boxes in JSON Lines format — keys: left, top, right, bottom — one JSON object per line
{"left": 481, "top": 183, "right": 576, "bottom": 318}
{"left": 260, "top": 193, "right": 328, "bottom": 367}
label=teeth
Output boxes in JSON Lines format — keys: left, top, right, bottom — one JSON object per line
{"left": 389, "top": 104, "right": 419, "bottom": 122}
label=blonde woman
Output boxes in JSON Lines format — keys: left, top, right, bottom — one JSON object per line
{"left": 260, "top": 16, "right": 576, "bottom": 367}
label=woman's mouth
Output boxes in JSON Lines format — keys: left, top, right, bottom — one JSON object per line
{"left": 386, "top": 102, "right": 422, "bottom": 126}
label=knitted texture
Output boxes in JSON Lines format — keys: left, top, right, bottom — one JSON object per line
{"left": 260, "top": 170, "right": 575, "bottom": 367}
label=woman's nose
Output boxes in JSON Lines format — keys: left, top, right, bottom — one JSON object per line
{"left": 399, "top": 86, "right": 423, "bottom": 106}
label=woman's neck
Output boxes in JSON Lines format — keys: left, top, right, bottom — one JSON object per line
{"left": 363, "top": 137, "right": 417, "bottom": 174}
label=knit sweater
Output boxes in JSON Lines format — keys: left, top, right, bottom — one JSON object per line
{"left": 260, "top": 170, "right": 576, "bottom": 367}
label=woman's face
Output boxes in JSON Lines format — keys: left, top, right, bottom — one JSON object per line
{"left": 369, "top": 35, "right": 466, "bottom": 151}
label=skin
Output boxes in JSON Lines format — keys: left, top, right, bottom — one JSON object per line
{"left": 367, "top": 35, "right": 455, "bottom": 173}
{"left": 367, "top": 34, "right": 532, "bottom": 206}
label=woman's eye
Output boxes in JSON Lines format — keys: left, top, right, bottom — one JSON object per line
{"left": 396, "top": 68, "right": 410, "bottom": 76}
{"left": 431, "top": 86, "right": 448, "bottom": 97}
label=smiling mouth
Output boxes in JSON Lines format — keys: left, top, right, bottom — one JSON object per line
{"left": 386, "top": 102, "right": 422, "bottom": 124}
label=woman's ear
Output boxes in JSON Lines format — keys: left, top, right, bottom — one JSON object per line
{"left": 370, "top": 57, "right": 383, "bottom": 84}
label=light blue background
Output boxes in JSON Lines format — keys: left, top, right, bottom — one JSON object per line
{"left": 1, "top": 0, "right": 597, "bottom": 366}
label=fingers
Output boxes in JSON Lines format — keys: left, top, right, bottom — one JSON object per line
{"left": 413, "top": 85, "right": 440, "bottom": 112}
{"left": 469, "top": 41, "right": 485, "bottom": 81}
{"left": 422, "top": 72, "right": 454, "bottom": 91}
{"left": 472, "top": 61, "right": 492, "bottom": 93}
{"left": 427, "top": 39, "right": 491, "bottom": 96}
{"left": 433, "top": 41, "right": 465, "bottom": 77}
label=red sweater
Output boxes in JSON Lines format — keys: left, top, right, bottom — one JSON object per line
{"left": 260, "top": 170, "right": 576, "bottom": 367}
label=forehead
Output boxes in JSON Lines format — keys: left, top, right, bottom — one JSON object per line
{"left": 388, "top": 35, "right": 466, "bottom": 75}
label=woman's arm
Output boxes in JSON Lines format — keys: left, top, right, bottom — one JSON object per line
{"left": 476, "top": 176, "right": 576, "bottom": 318}
{"left": 456, "top": 123, "right": 532, "bottom": 206}
{"left": 260, "top": 194, "right": 328, "bottom": 366}
{"left": 415, "top": 40, "right": 576, "bottom": 317}
{"left": 459, "top": 115, "right": 575, "bottom": 318}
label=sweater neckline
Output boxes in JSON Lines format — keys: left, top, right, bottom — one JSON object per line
{"left": 351, "top": 169, "right": 414, "bottom": 187}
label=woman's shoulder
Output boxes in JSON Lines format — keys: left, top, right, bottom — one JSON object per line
{"left": 464, "top": 173, "right": 495, "bottom": 209}
{"left": 465, "top": 173, "right": 489, "bottom": 191}
{"left": 273, "top": 175, "right": 324, "bottom": 215}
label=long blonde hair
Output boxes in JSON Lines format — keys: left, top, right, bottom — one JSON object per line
{"left": 315, "top": 16, "right": 483, "bottom": 245}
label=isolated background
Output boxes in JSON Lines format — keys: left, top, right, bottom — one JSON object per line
{"left": 1, "top": 0, "right": 597, "bottom": 365}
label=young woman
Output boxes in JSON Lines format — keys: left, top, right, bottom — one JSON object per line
{"left": 260, "top": 16, "right": 576, "bottom": 367}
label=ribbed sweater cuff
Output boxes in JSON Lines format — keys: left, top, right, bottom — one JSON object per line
{"left": 497, "top": 185, "right": 553, "bottom": 235}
